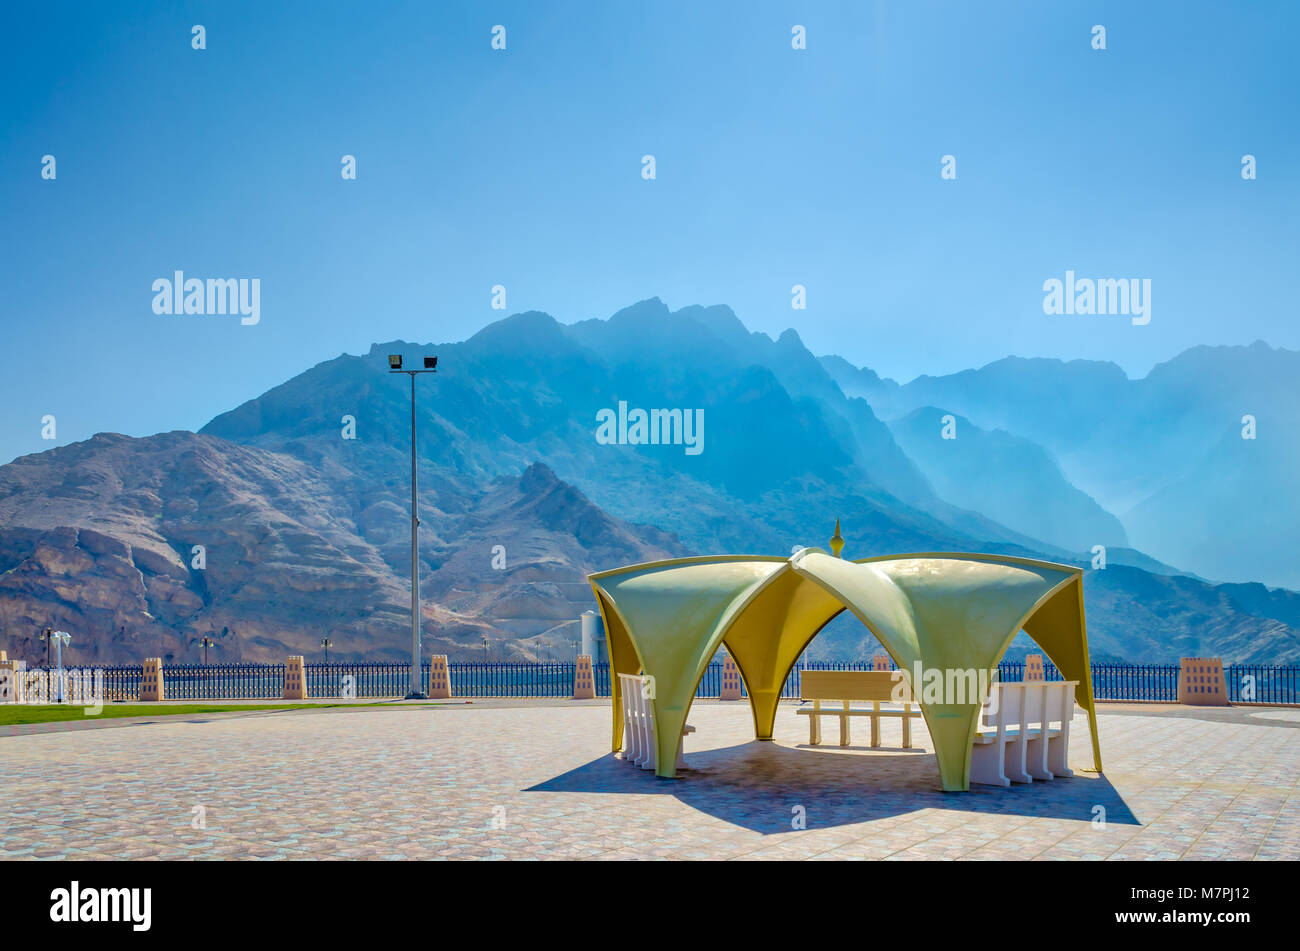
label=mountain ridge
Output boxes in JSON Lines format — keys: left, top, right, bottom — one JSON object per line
{"left": 2, "top": 301, "right": 1296, "bottom": 665}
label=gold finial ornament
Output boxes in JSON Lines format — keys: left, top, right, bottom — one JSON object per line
{"left": 829, "top": 518, "right": 845, "bottom": 559}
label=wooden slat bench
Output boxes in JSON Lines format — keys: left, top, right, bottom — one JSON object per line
{"left": 797, "top": 669, "right": 921, "bottom": 748}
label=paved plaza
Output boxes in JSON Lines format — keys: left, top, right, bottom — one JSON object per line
{"left": 3, "top": 700, "right": 1298, "bottom": 860}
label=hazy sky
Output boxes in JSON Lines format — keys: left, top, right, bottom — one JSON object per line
{"left": 2, "top": 1, "right": 1296, "bottom": 465}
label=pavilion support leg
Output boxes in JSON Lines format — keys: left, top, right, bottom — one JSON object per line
{"left": 928, "top": 705, "right": 981, "bottom": 792}
{"left": 839, "top": 701, "right": 850, "bottom": 747}
{"left": 749, "top": 689, "right": 781, "bottom": 741}
{"left": 1087, "top": 706, "right": 1104, "bottom": 773}
{"left": 611, "top": 679, "right": 624, "bottom": 753}
{"left": 654, "top": 702, "right": 690, "bottom": 779}
{"left": 902, "top": 704, "right": 912, "bottom": 749}
{"left": 871, "top": 700, "right": 881, "bottom": 748}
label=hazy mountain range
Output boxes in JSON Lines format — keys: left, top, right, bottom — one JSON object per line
{"left": 1, "top": 298, "right": 1296, "bottom": 665}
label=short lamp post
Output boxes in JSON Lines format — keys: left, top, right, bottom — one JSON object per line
{"left": 200, "top": 635, "right": 215, "bottom": 666}
{"left": 38, "top": 627, "right": 52, "bottom": 668}
{"left": 320, "top": 637, "right": 331, "bottom": 665}
{"left": 388, "top": 353, "right": 438, "bottom": 699}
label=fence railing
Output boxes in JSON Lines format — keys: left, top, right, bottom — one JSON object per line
{"left": 1225, "top": 664, "right": 1300, "bottom": 705}
{"left": 997, "top": 661, "right": 1183, "bottom": 702}
{"left": 10, "top": 660, "right": 1300, "bottom": 705}
{"left": 451, "top": 662, "right": 584, "bottom": 698}
{"left": 164, "top": 663, "right": 287, "bottom": 701}
{"left": 305, "top": 662, "right": 412, "bottom": 699}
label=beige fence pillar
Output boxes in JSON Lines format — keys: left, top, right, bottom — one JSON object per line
{"left": 871, "top": 653, "right": 890, "bottom": 671}
{"left": 0, "top": 657, "right": 20, "bottom": 703}
{"left": 282, "top": 655, "right": 308, "bottom": 700}
{"left": 428, "top": 655, "right": 452, "bottom": 699}
{"left": 573, "top": 654, "right": 596, "bottom": 699}
{"left": 1178, "top": 657, "right": 1228, "bottom": 706}
{"left": 141, "top": 657, "right": 165, "bottom": 701}
{"left": 720, "top": 652, "right": 742, "bottom": 700}
{"left": 1025, "top": 653, "right": 1045, "bottom": 681}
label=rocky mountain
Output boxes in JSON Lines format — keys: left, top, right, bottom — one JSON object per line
{"left": 888, "top": 407, "right": 1128, "bottom": 553}
{"left": 2, "top": 300, "right": 1297, "bottom": 665}
{"left": 0, "top": 430, "right": 680, "bottom": 664}
{"left": 823, "top": 341, "right": 1300, "bottom": 590}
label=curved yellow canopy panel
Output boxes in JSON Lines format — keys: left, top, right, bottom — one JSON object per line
{"left": 589, "top": 547, "right": 1102, "bottom": 791}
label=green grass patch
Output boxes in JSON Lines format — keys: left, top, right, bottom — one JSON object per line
{"left": 0, "top": 701, "right": 446, "bottom": 727}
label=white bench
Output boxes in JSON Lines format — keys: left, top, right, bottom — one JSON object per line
{"left": 797, "top": 670, "right": 921, "bottom": 748}
{"left": 617, "top": 673, "right": 694, "bottom": 771}
{"left": 971, "top": 680, "right": 1077, "bottom": 786}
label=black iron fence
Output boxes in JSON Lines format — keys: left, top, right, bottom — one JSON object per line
{"left": 305, "top": 662, "right": 412, "bottom": 699}
{"left": 10, "top": 660, "right": 1300, "bottom": 705}
{"left": 164, "top": 663, "right": 287, "bottom": 701}
{"left": 452, "top": 662, "right": 582, "bottom": 698}
{"left": 997, "top": 661, "right": 1183, "bottom": 702}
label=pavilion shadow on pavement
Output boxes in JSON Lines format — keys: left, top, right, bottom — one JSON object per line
{"left": 526, "top": 741, "right": 1138, "bottom": 835}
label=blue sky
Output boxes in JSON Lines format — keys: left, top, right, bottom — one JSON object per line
{"left": 2, "top": 0, "right": 1296, "bottom": 465}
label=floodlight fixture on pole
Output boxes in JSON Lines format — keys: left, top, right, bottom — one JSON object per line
{"left": 388, "top": 352, "right": 438, "bottom": 699}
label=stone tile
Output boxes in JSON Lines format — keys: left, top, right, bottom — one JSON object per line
{"left": 1, "top": 702, "right": 1297, "bottom": 860}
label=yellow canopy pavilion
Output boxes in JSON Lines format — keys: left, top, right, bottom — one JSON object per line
{"left": 588, "top": 526, "right": 1103, "bottom": 792}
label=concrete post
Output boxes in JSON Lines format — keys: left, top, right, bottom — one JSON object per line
{"left": 720, "top": 652, "right": 742, "bottom": 700}
{"left": 1025, "top": 653, "right": 1045, "bottom": 681}
{"left": 428, "top": 654, "right": 451, "bottom": 699}
{"left": 573, "top": 654, "right": 596, "bottom": 699}
{"left": 1178, "top": 657, "right": 1228, "bottom": 706}
{"left": 141, "top": 658, "right": 165, "bottom": 701}
{"left": 282, "top": 655, "right": 308, "bottom": 700}
{"left": 0, "top": 657, "right": 20, "bottom": 704}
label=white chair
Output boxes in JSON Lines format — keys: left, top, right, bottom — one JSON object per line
{"left": 617, "top": 672, "right": 694, "bottom": 771}
{"left": 618, "top": 673, "right": 655, "bottom": 769}
{"left": 1018, "top": 680, "right": 1079, "bottom": 780}
{"left": 633, "top": 678, "right": 658, "bottom": 770}
{"left": 1045, "top": 681, "right": 1077, "bottom": 778}
{"left": 617, "top": 673, "right": 637, "bottom": 763}
{"left": 972, "top": 683, "right": 1031, "bottom": 786}
{"left": 1022, "top": 682, "right": 1053, "bottom": 781}
{"left": 973, "top": 680, "right": 1079, "bottom": 786}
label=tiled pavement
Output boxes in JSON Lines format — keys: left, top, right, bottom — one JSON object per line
{"left": 2, "top": 701, "right": 1297, "bottom": 860}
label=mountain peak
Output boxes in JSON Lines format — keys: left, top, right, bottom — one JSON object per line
{"left": 776, "top": 328, "right": 806, "bottom": 349}
{"left": 466, "top": 310, "right": 564, "bottom": 348}
{"left": 672, "top": 304, "right": 750, "bottom": 345}
{"left": 608, "top": 297, "right": 671, "bottom": 324}
{"left": 519, "top": 461, "right": 561, "bottom": 495}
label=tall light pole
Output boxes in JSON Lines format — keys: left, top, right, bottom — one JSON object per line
{"left": 52, "top": 630, "right": 70, "bottom": 702}
{"left": 388, "top": 353, "right": 438, "bottom": 699}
